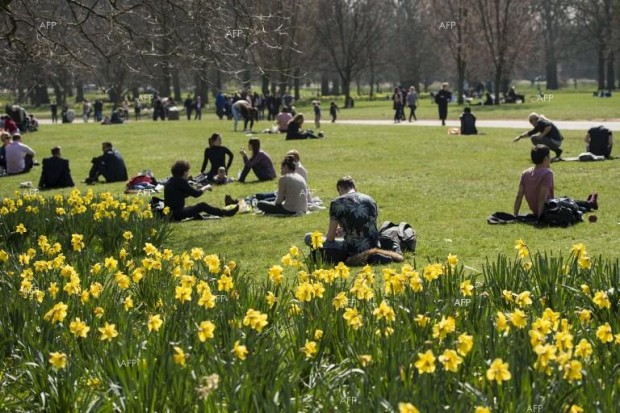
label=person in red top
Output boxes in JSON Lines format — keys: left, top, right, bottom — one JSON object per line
{"left": 2, "top": 116, "right": 18, "bottom": 135}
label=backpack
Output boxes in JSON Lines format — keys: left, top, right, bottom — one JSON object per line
{"left": 149, "top": 196, "right": 166, "bottom": 218}
{"left": 378, "top": 221, "right": 417, "bottom": 253}
{"left": 538, "top": 197, "right": 583, "bottom": 227}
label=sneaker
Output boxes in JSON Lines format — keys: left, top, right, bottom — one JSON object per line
{"left": 555, "top": 149, "right": 563, "bottom": 158}
{"left": 317, "top": 132, "right": 324, "bottom": 138}
{"left": 222, "top": 204, "right": 239, "bottom": 217}
{"left": 588, "top": 192, "right": 598, "bottom": 210}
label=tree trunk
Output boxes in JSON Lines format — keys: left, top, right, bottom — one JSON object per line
{"left": 331, "top": 77, "right": 340, "bottom": 95}
{"left": 606, "top": 51, "right": 615, "bottom": 90}
{"left": 172, "top": 68, "right": 181, "bottom": 102}
{"left": 356, "top": 78, "right": 361, "bottom": 96}
{"left": 261, "top": 74, "right": 269, "bottom": 95}
{"left": 457, "top": 57, "right": 466, "bottom": 105}
{"left": 75, "top": 81, "right": 84, "bottom": 103}
{"left": 33, "top": 82, "right": 50, "bottom": 106}
{"left": 321, "top": 72, "right": 329, "bottom": 96}
{"left": 369, "top": 60, "right": 375, "bottom": 100}
{"left": 215, "top": 70, "right": 222, "bottom": 93}
{"left": 53, "top": 83, "right": 64, "bottom": 105}
{"left": 494, "top": 71, "right": 502, "bottom": 105}
{"left": 242, "top": 68, "right": 251, "bottom": 90}
{"left": 131, "top": 86, "right": 140, "bottom": 100}
{"left": 293, "top": 67, "right": 300, "bottom": 100}
{"left": 545, "top": 54, "right": 559, "bottom": 90}
{"left": 598, "top": 45, "right": 606, "bottom": 90}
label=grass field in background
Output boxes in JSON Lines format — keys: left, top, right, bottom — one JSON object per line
{"left": 2, "top": 111, "right": 619, "bottom": 275}
{"left": 5, "top": 83, "right": 619, "bottom": 122}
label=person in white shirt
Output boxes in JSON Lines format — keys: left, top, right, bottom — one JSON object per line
{"left": 5, "top": 133, "right": 36, "bottom": 174}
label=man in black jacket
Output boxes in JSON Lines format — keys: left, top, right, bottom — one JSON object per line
{"left": 435, "top": 82, "right": 452, "bottom": 126}
{"left": 84, "top": 142, "right": 128, "bottom": 184}
{"left": 39, "top": 146, "right": 75, "bottom": 189}
{"left": 164, "top": 160, "right": 238, "bottom": 221}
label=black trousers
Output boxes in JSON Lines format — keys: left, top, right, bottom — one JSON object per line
{"left": 173, "top": 202, "right": 226, "bottom": 221}
{"left": 256, "top": 201, "right": 295, "bottom": 215}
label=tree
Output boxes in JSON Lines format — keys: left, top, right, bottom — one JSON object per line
{"left": 314, "top": 0, "right": 386, "bottom": 102}
{"left": 474, "top": 0, "right": 536, "bottom": 104}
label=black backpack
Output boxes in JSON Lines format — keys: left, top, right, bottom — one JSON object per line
{"left": 378, "top": 221, "right": 417, "bottom": 253}
{"left": 539, "top": 198, "right": 583, "bottom": 227}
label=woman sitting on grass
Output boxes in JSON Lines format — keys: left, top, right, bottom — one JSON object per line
{"left": 286, "top": 114, "right": 320, "bottom": 140}
{"left": 200, "top": 133, "right": 234, "bottom": 182}
{"left": 255, "top": 155, "right": 308, "bottom": 216}
{"left": 164, "top": 160, "right": 238, "bottom": 221}
{"left": 238, "top": 138, "right": 276, "bottom": 183}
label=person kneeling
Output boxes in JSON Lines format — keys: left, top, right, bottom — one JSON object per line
{"left": 164, "top": 160, "right": 238, "bottom": 221}
{"left": 256, "top": 156, "right": 308, "bottom": 216}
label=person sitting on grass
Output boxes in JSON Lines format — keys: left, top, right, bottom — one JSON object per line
{"left": 213, "top": 166, "right": 234, "bottom": 185}
{"left": 513, "top": 113, "right": 563, "bottom": 160}
{"left": 514, "top": 145, "right": 597, "bottom": 219}
{"left": 286, "top": 114, "right": 320, "bottom": 140}
{"left": 276, "top": 107, "right": 293, "bottom": 133}
{"left": 84, "top": 142, "right": 128, "bottom": 184}
{"left": 38, "top": 146, "right": 74, "bottom": 190}
{"left": 200, "top": 133, "right": 234, "bottom": 182}
{"left": 5, "top": 133, "right": 36, "bottom": 175}
{"left": 304, "top": 176, "right": 403, "bottom": 265}
{"left": 164, "top": 160, "right": 239, "bottom": 221}
{"left": 238, "top": 138, "right": 276, "bottom": 183}
{"left": 459, "top": 107, "right": 478, "bottom": 135}
{"left": 255, "top": 155, "right": 308, "bottom": 216}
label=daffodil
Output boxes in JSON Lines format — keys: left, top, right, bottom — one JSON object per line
{"left": 232, "top": 340, "right": 248, "bottom": 360}
{"left": 310, "top": 231, "right": 323, "bottom": 249}
{"left": 268, "top": 265, "right": 284, "bottom": 285}
{"left": 333, "top": 292, "right": 349, "bottom": 310}
{"left": 486, "top": 358, "right": 511, "bottom": 383}
{"left": 515, "top": 239, "right": 528, "bottom": 258}
{"left": 69, "top": 318, "right": 90, "bottom": 338}
{"left": 173, "top": 346, "right": 186, "bottom": 367}
{"left": 242, "top": 309, "right": 268, "bottom": 333}
{"left": 373, "top": 300, "right": 396, "bottom": 323}
{"left": 358, "top": 354, "right": 372, "bottom": 366}
{"left": 447, "top": 253, "right": 458, "bottom": 268}
{"left": 343, "top": 307, "right": 363, "bottom": 330}
{"left": 510, "top": 309, "right": 528, "bottom": 329}
{"left": 515, "top": 291, "right": 533, "bottom": 307}
{"left": 49, "top": 352, "right": 67, "bottom": 369}
{"left": 438, "top": 349, "right": 463, "bottom": 372}
{"left": 265, "top": 291, "right": 277, "bottom": 309}
{"left": 460, "top": 280, "right": 473, "bottom": 296}
{"left": 414, "top": 350, "right": 436, "bottom": 374}
{"left": 300, "top": 340, "right": 317, "bottom": 359}
{"left": 596, "top": 322, "right": 613, "bottom": 343}
{"left": 98, "top": 322, "right": 118, "bottom": 341}
{"left": 574, "top": 339, "right": 593, "bottom": 359}
{"left": 431, "top": 316, "right": 456, "bottom": 341}
{"left": 398, "top": 403, "right": 419, "bottom": 413}
{"left": 592, "top": 291, "right": 611, "bottom": 309}
{"left": 414, "top": 314, "right": 430, "bottom": 327}
{"left": 563, "top": 360, "right": 582, "bottom": 382}
{"left": 44, "top": 302, "right": 68, "bottom": 324}
{"left": 148, "top": 314, "right": 163, "bottom": 333}
{"left": 456, "top": 333, "right": 474, "bottom": 356}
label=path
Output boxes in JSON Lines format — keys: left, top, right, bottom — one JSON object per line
{"left": 36, "top": 118, "right": 620, "bottom": 131}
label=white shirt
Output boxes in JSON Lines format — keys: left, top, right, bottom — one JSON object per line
{"left": 6, "top": 141, "right": 35, "bottom": 174}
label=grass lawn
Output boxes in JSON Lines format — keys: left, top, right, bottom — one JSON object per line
{"left": 2, "top": 112, "right": 618, "bottom": 275}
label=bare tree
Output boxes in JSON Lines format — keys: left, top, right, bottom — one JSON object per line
{"left": 474, "top": 0, "right": 536, "bottom": 103}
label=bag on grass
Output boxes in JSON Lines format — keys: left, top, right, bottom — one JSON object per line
{"left": 538, "top": 197, "right": 582, "bottom": 227}
{"left": 149, "top": 196, "right": 166, "bottom": 218}
{"left": 378, "top": 221, "right": 417, "bottom": 253}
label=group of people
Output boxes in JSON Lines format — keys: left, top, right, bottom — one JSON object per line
{"left": 511, "top": 113, "right": 612, "bottom": 220}
{"left": 391, "top": 85, "right": 420, "bottom": 123}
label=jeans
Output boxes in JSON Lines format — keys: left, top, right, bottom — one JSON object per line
{"left": 531, "top": 136, "right": 562, "bottom": 155}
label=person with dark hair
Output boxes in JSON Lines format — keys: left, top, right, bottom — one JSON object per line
{"left": 94, "top": 100, "right": 104, "bottom": 122}
{"left": 2, "top": 115, "right": 18, "bottom": 135}
{"left": 256, "top": 156, "right": 308, "bottom": 216}
{"left": 184, "top": 95, "right": 194, "bottom": 120}
{"left": 392, "top": 87, "right": 403, "bottom": 123}
{"left": 84, "top": 142, "right": 128, "bottom": 184}
{"left": 585, "top": 125, "right": 613, "bottom": 158}
{"left": 435, "top": 82, "right": 452, "bottom": 126}
{"left": 329, "top": 101, "right": 339, "bottom": 123}
{"left": 200, "top": 133, "right": 234, "bottom": 181}
{"left": 5, "top": 133, "right": 35, "bottom": 174}
{"left": 513, "top": 112, "right": 563, "bottom": 160}
{"left": 286, "top": 114, "right": 319, "bottom": 140}
{"left": 0, "top": 132, "right": 12, "bottom": 174}
{"left": 238, "top": 138, "right": 276, "bottom": 183}
{"left": 38, "top": 146, "right": 74, "bottom": 189}
{"left": 194, "top": 96, "right": 202, "bottom": 120}
{"left": 407, "top": 86, "right": 418, "bottom": 121}
{"left": 276, "top": 107, "right": 293, "bottom": 133}
{"left": 50, "top": 102, "right": 58, "bottom": 124}
{"left": 164, "top": 160, "right": 238, "bottom": 221}
{"left": 110, "top": 108, "right": 124, "bottom": 124}
{"left": 460, "top": 107, "right": 478, "bottom": 135}
{"left": 215, "top": 92, "right": 226, "bottom": 120}
{"left": 304, "top": 176, "right": 380, "bottom": 260}
{"left": 513, "top": 145, "right": 596, "bottom": 218}
{"left": 513, "top": 145, "right": 554, "bottom": 218}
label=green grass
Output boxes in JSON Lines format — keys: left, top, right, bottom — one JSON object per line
{"left": 2, "top": 109, "right": 618, "bottom": 275}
